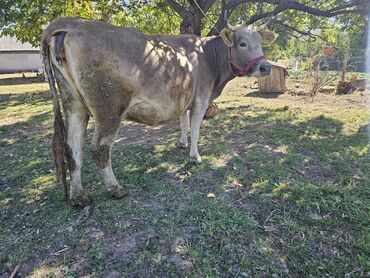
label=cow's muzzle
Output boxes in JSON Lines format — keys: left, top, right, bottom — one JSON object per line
{"left": 251, "top": 60, "right": 272, "bottom": 77}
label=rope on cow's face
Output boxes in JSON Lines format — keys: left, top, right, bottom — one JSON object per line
{"left": 227, "top": 47, "right": 266, "bottom": 77}
{"left": 192, "top": 0, "right": 266, "bottom": 77}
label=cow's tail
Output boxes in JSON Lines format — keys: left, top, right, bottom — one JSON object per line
{"left": 42, "top": 32, "right": 69, "bottom": 202}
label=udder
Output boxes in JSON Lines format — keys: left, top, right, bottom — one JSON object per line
{"left": 125, "top": 101, "right": 177, "bottom": 126}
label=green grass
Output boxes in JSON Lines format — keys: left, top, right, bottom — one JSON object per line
{"left": 0, "top": 76, "right": 369, "bottom": 277}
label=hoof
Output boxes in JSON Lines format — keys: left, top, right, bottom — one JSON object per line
{"left": 108, "top": 186, "right": 129, "bottom": 199}
{"left": 177, "top": 142, "right": 188, "bottom": 149}
{"left": 70, "top": 193, "right": 90, "bottom": 207}
{"left": 189, "top": 156, "right": 202, "bottom": 164}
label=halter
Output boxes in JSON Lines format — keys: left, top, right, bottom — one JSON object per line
{"left": 228, "top": 47, "right": 266, "bottom": 77}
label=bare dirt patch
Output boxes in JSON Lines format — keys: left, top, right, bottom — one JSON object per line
{"left": 115, "top": 120, "right": 179, "bottom": 146}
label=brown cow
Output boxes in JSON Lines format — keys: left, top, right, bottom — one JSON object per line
{"left": 42, "top": 17, "right": 275, "bottom": 206}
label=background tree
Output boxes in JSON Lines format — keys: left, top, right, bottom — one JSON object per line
{"left": 165, "top": 0, "right": 369, "bottom": 36}
{"left": 1, "top": 0, "right": 369, "bottom": 50}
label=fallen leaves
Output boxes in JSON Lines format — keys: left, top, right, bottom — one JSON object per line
{"left": 309, "top": 213, "right": 323, "bottom": 220}
{"left": 263, "top": 225, "right": 278, "bottom": 232}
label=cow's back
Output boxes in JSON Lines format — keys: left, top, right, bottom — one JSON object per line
{"left": 54, "top": 20, "right": 196, "bottom": 125}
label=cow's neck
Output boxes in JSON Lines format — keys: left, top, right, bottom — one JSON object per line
{"left": 203, "top": 36, "right": 236, "bottom": 100}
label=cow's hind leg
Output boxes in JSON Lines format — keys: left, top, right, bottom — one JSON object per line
{"left": 55, "top": 69, "right": 90, "bottom": 207}
{"left": 91, "top": 117, "right": 128, "bottom": 198}
{"left": 66, "top": 105, "right": 90, "bottom": 206}
{"left": 178, "top": 110, "right": 189, "bottom": 148}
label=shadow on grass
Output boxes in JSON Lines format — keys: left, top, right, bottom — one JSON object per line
{"left": 0, "top": 76, "right": 44, "bottom": 86}
{"left": 244, "top": 91, "right": 284, "bottom": 98}
{"left": 0, "top": 102, "right": 369, "bottom": 277}
{"left": 0, "top": 90, "right": 50, "bottom": 110}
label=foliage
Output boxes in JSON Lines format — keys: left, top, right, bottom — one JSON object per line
{"left": 120, "top": 0, "right": 181, "bottom": 34}
{"left": 0, "top": 0, "right": 117, "bottom": 46}
{"left": 1, "top": 0, "right": 369, "bottom": 50}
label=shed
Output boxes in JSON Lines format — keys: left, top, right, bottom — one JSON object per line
{"left": 258, "top": 61, "right": 288, "bottom": 93}
{"left": 0, "top": 32, "right": 42, "bottom": 73}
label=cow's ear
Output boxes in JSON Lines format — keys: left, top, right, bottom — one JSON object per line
{"left": 220, "top": 28, "right": 234, "bottom": 47}
{"left": 258, "top": 30, "right": 277, "bottom": 45}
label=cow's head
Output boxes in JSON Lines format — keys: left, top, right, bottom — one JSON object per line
{"left": 220, "top": 23, "right": 276, "bottom": 77}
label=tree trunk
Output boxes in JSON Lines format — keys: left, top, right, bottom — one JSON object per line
{"left": 175, "top": 2, "right": 217, "bottom": 117}
{"left": 179, "top": 11, "right": 202, "bottom": 35}
{"left": 180, "top": 16, "right": 194, "bottom": 34}
{"left": 192, "top": 13, "right": 202, "bottom": 36}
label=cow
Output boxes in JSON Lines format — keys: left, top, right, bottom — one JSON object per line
{"left": 42, "top": 17, "right": 276, "bottom": 206}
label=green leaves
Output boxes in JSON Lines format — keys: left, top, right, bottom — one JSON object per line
{"left": 0, "top": 0, "right": 368, "bottom": 49}
{"left": 0, "top": 0, "right": 182, "bottom": 47}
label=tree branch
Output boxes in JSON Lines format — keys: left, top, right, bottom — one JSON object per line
{"left": 327, "top": 0, "right": 369, "bottom": 12}
{"left": 271, "top": 19, "right": 325, "bottom": 41}
{"left": 203, "top": 0, "right": 216, "bottom": 13}
{"left": 167, "top": 0, "right": 188, "bottom": 17}
{"left": 170, "top": 0, "right": 370, "bottom": 37}
{"left": 262, "top": 0, "right": 369, "bottom": 17}
{"left": 207, "top": 0, "right": 236, "bottom": 35}
{"left": 246, "top": 1, "right": 292, "bottom": 24}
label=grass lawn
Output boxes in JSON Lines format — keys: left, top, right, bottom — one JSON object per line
{"left": 0, "top": 74, "right": 369, "bottom": 277}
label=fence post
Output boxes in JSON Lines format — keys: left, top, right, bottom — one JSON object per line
{"left": 341, "top": 53, "right": 349, "bottom": 81}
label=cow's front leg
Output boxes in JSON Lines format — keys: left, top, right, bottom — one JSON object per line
{"left": 178, "top": 110, "right": 189, "bottom": 148}
{"left": 189, "top": 98, "right": 209, "bottom": 164}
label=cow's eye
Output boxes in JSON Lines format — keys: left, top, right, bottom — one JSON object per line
{"left": 239, "top": 42, "right": 247, "bottom": 47}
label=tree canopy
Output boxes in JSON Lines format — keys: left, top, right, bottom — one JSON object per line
{"left": 1, "top": 0, "right": 369, "bottom": 50}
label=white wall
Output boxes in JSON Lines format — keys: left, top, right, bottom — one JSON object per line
{"left": 0, "top": 52, "right": 43, "bottom": 73}
{"left": 0, "top": 32, "right": 37, "bottom": 51}
{"left": 0, "top": 32, "right": 42, "bottom": 73}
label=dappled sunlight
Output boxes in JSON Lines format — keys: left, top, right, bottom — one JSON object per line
{"left": 349, "top": 145, "right": 369, "bottom": 157}
{"left": 0, "top": 83, "right": 48, "bottom": 95}
{"left": 222, "top": 176, "right": 244, "bottom": 193}
{"left": 275, "top": 145, "right": 289, "bottom": 154}
{"left": 208, "top": 153, "right": 234, "bottom": 168}
{"left": 0, "top": 196, "right": 13, "bottom": 208}
{"left": 299, "top": 132, "right": 332, "bottom": 140}
{"left": 249, "top": 179, "right": 270, "bottom": 194}
{"left": 145, "top": 161, "right": 172, "bottom": 174}
{"left": 30, "top": 265, "right": 66, "bottom": 278}
{"left": 0, "top": 87, "right": 52, "bottom": 128}
{"left": 271, "top": 182, "right": 291, "bottom": 200}
{"left": 0, "top": 111, "right": 50, "bottom": 127}
{"left": 255, "top": 237, "right": 275, "bottom": 256}
{"left": 20, "top": 174, "right": 54, "bottom": 204}
{"left": 154, "top": 144, "right": 172, "bottom": 154}
{"left": 0, "top": 137, "right": 18, "bottom": 145}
